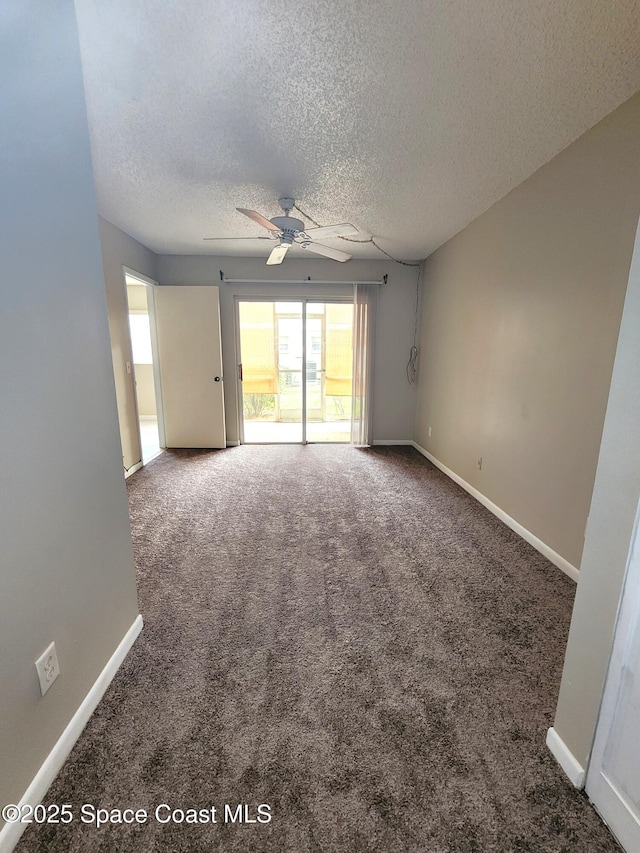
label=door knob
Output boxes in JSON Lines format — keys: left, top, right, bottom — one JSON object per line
{"left": 214, "top": 376, "right": 222, "bottom": 382}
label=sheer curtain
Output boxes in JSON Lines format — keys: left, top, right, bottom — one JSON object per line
{"left": 351, "top": 284, "right": 378, "bottom": 446}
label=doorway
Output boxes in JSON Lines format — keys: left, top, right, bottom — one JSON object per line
{"left": 125, "top": 275, "right": 163, "bottom": 464}
{"left": 237, "top": 299, "right": 354, "bottom": 444}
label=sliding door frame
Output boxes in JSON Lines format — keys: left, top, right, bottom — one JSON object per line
{"left": 234, "top": 295, "right": 353, "bottom": 445}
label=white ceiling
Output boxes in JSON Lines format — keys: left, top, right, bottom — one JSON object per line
{"left": 74, "top": 0, "right": 640, "bottom": 261}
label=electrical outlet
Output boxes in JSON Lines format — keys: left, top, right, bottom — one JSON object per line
{"left": 428, "top": 426, "right": 432, "bottom": 438}
{"left": 35, "top": 642, "right": 60, "bottom": 696}
{"left": 477, "top": 457, "right": 483, "bottom": 470}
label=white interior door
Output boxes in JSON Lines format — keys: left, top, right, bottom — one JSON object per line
{"left": 586, "top": 500, "right": 640, "bottom": 853}
{"left": 154, "top": 285, "right": 226, "bottom": 448}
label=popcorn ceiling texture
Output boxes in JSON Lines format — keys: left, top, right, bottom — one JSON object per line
{"left": 16, "top": 446, "right": 620, "bottom": 852}
{"left": 73, "top": 0, "right": 640, "bottom": 257}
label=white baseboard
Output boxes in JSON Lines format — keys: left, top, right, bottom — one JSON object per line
{"left": 372, "top": 439, "right": 413, "bottom": 445}
{"left": 0, "top": 615, "right": 143, "bottom": 853}
{"left": 546, "top": 727, "right": 586, "bottom": 789}
{"left": 226, "top": 440, "right": 240, "bottom": 447}
{"left": 124, "top": 460, "right": 143, "bottom": 479}
{"left": 411, "top": 442, "right": 579, "bottom": 583}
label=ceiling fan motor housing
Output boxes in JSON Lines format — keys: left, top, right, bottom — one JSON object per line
{"left": 269, "top": 216, "right": 305, "bottom": 235}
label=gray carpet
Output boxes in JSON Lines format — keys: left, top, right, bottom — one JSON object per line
{"left": 16, "top": 445, "right": 619, "bottom": 852}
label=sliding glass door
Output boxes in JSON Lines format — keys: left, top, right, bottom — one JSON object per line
{"left": 237, "top": 299, "right": 353, "bottom": 444}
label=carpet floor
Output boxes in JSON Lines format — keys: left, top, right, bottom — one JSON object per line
{"left": 16, "top": 446, "right": 620, "bottom": 852}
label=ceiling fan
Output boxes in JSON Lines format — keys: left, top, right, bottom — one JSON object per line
{"left": 204, "top": 197, "right": 358, "bottom": 264}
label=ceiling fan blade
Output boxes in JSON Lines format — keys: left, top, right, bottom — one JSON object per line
{"left": 303, "top": 223, "right": 358, "bottom": 239}
{"left": 203, "top": 236, "right": 274, "bottom": 241}
{"left": 301, "top": 242, "right": 352, "bottom": 262}
{"left": 236, "top": 208, "right": 280, "bottom": 232}
{"left": 266, "top": 243, "right": 290, "bottom": 265}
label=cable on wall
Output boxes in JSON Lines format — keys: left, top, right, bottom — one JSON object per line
{"left": 406, "top": 261, "right": 424, "bottom": 385}
{"left": 406, "top": 346, "right": 418, "bottom": 385}
{"left": 293, "top": 203, "right": 422, "bottom": 268}
{"left": 293, "top": 203, "right": 424, "bottom": 384}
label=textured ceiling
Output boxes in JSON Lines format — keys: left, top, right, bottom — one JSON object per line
{"left": 74, "top": 0, "right": 640, "bottom": 260}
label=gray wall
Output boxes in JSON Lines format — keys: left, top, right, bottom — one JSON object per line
{"left": 553, "top": 216, "right": 640, "bottom": 769}
{"left": 414, "top": 92, "right": 640, "bottom": 570}
{"left": 0, "top": 0, "right": 139, "bottom": 819}
{"left": 156, "top": 256, "right": 421, "bottom": 444}
{"left": 100, "top": 217, "right": 157, "bottom": 470}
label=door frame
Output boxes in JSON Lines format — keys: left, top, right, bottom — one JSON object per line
{"left": 234, "top": 295, "right": 353, "bottom": 445}
{"left": 123, "top": 267, "right": 166, "bottom": 461}
{"left": 585, "top": 494, "right": 640, "bottom": 851}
